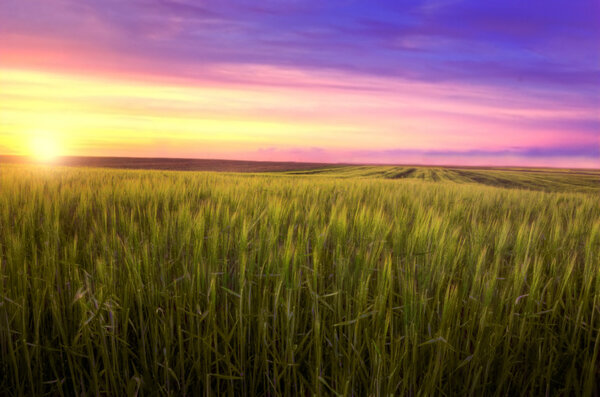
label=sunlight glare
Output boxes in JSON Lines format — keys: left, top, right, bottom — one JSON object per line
{"left": 30, "top": 133, "right": 62, "bottom": 163}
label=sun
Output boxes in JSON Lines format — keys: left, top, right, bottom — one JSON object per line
{"left": 30, "top": 133, "right": 62, "bottom": 163}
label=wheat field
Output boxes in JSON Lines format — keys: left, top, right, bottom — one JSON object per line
{"left": 1, "top": 164, "right": 599, "bottom": 395}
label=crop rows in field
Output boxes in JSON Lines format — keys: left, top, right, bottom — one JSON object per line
{"left": 284, "top": 165, "right": 600, "bottom": 193}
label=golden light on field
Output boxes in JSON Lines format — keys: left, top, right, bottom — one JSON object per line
{"left": 29, "top": 133, "right": 62, "bottom": 163}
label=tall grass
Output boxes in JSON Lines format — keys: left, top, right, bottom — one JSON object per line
{"left": 1, "top": 164, "right": 599, "bottom": 395}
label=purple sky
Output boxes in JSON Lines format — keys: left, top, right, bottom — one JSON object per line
{"left": 1, "top": 0, "right": 599, "bottom": 167}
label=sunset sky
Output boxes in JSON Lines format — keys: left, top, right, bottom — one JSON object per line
{"left": 1, "top": 0, "right": 599, "bottom": 167}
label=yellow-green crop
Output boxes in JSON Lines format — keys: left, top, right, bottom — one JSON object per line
{"left": 1, "top": 164, "right": 599, "bottom": 395}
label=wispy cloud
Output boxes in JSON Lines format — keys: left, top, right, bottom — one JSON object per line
{"left": 0, "top": 0, "right": 598, "bottom": 166}
{"left": 360, "top": 144, "right": 600, "bottom": 159}
{"left": 247, "top": 144, "right": 600, "bottom": 168}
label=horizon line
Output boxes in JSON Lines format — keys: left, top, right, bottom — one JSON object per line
{"left": 1, "top": 154, "right": 598, "bottom": 171}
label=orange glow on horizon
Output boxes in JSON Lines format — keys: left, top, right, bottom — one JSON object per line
{"left": 0, "top": 65, "right": 598, "bottom": 168}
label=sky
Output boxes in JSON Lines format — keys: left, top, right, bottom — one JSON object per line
{"left": 0, "top": 0, "right": 599, "bottom": 167}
